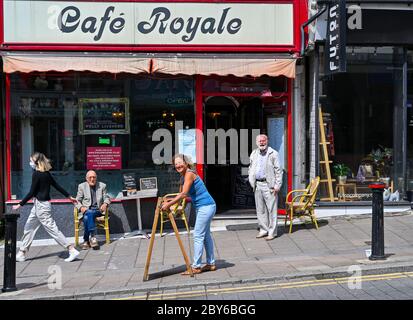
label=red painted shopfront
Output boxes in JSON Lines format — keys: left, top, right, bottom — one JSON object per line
{"left": 1, "top": 0, "right": 307, "bottom": 214}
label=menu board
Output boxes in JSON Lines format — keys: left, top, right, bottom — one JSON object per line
{"left": 140, "top": 177, "right": 158, "bottom": 191}
{"left": 79, "top": 98, "right": 130, "bottom": 134}
{"left": 123, "top": 173, "right": 137, "bottom": 190}
{"left": 232, "top": 165, "right": 255, "bottom": 208}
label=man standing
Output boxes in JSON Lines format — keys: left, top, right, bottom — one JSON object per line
{"left": 248, "top": 134, "right": 283, "bottom": 240}
{"left": 76, "top": 170, "right": 111, "bottom": 249}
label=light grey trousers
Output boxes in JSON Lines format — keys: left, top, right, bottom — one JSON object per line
{"left": 19, "top": 199, "right": 69, "bottom": 252}
{"left": 254, "top": 181, "right": 278, "bottom": 237}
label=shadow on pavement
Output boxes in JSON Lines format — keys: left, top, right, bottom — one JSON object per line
{"left": 146, "top": 260, "right": 235, "bottom": 281}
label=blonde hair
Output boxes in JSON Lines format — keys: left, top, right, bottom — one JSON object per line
{"left": 31, "top": 152, "right": 52, "bottom": 172}
{"left": 172, "top": 154, "right": 196, "bottom": 170}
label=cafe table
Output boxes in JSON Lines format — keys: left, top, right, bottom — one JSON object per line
{"left": 118, "top": 189, "right": 158, "bottom": 238}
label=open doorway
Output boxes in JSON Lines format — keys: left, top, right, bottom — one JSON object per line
{"left": 203, "top": 95, "right": 289, "bottom": 213}
{"left": 204, "top": 96, "right": 238, "bottom": 212}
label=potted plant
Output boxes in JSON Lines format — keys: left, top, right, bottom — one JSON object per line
{"left": 367, "top": 145, "right": 393, "bottom": 185}
{"left": 333, "top": 163, "right": 351, "bottom": 184}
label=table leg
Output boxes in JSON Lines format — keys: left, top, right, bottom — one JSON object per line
{"left": 123, "top": 198, "right": 149, "bottom": 238}
{"left": 137, "top": 198, "right": 143, "bottom": 231}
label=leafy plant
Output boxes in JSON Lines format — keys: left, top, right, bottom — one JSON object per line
{"left": 367, "top": 145, "right": 393, "bottom": 177}
{"left": 333, "top": 163, "right": 351, "bottom": 177}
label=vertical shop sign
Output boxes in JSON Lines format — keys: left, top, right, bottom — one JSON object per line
{"left": 325, "top": 0, "right": 346, "bottom": 75}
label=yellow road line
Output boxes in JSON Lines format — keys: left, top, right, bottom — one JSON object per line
{"left": 114, "top": 271, "right": 413, "bottom": 300}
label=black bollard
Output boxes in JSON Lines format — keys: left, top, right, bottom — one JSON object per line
{"left": 368, "top": 182, "right": 386, "bottom": 261}
{"left": 2, "top": 211, "right": 20, "bottom": 292}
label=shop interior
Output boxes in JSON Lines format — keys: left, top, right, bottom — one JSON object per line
{"left": 320, "top": 47, "right": 409, "bottom": 202}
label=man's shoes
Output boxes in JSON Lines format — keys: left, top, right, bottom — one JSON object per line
{"left": 256, "top": 232, "right": 268, "bottom": 239}
{"left": 201, "top": 264, "right": 217, "bottom": 272}
{"left": 16, "top": 250, "right": 26, "bottom": 262}
{"left": 81, "top": 242, "right": 90, "bottom": 250}
{"left": 90, "top": 237, "right": 99, "bottom": 249}
{"left": 64, "top": 248, "right": 80, "bottom": 262}
{"left": 265, "top": 235, "right": 278, "bottom": 241}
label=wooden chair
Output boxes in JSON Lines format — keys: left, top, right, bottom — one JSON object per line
{"left": 74, "top": 207, "right": 110, "bottom": 246}
{"left": 285, "top": 176, "right": 320, "bottom": 233}
{"left": 160, "top": 193, "right": 190, "bottom": 236}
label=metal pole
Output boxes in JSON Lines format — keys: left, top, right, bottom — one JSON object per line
{"left": 2, "top": 211, "right": 20, "bottom": 292}
{"left": 368, "top": 183, "right": 386, "bottom": 260}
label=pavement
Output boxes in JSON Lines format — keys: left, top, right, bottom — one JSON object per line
{"left": 1, "top": 210, "right": 413, "bottom": 300}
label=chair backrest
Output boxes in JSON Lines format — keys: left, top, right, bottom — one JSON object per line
{"left": 302, "top": 176, "right": 320, "bottom": 210}
{"left": 162, "top": 193, "right": 187, "bottom": 218}
{"left": 295, "top": 180, "right": 313, "bottom": 205}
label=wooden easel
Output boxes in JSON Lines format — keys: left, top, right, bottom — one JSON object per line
{"left": 143, "top": 197, "right": 193, "bottom": 281}
{"left": 319, "top": 106, "right": 336, "bottom": 202}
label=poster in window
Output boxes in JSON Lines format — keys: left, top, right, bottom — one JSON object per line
{"left": 87, "top": 147, "right": 122, "bottom": 170}
{"left": 267, "top": 116, "right": 285, "bottom": 170}
{"left": 178, "top": 129, "right": 197, "bottom": 163}
{"left": 79, "top": 98, "right": 130, "bottom": 134}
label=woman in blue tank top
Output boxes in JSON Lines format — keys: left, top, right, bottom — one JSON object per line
{"left": 161, "top": 154, "right": 217, "bottom": 275}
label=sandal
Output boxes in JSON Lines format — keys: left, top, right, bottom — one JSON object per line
{"left": 181, "top": 267, "right": 202, "bottom": 275}
{"left": 201, "top": 264, "right": 217, "bottom": 272}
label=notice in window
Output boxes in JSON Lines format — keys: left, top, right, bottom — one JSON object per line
{"left": 87, "top": 147, "right": 122, "bottom": 170}
{"left": 79, "top": 98, "right": 130, "bottom": 135}
{"left": 178, "top": 129, "right": 197, "bottom": 163}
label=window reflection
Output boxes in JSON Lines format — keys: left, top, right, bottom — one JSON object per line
{"left": 10, "top": 73, "right": 195, "bottom": 199}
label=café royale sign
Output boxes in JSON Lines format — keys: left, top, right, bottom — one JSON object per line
{"left": 3, "top": 1, "right": 294, "bottom": 46}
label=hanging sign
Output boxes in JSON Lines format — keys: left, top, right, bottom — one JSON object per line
{"left": 325, "top": 0, "right": 346, "bottom": 75}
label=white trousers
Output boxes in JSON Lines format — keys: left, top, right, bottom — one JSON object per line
{"left": 254, "top": 181, "right": 278, "bottom": 237}
{"left": 19, "top": 199, "right": 69, "bottom": 252}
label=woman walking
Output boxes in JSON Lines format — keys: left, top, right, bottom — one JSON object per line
{"left": 12, "top": 152, "right": 80, "bottom": 262}
{"left": 161, "top": 154, "right": 217, "bottom": 275}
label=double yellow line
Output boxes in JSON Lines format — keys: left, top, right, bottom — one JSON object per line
{"left": 114, "top": 271, "right": 413, "bottom": 300}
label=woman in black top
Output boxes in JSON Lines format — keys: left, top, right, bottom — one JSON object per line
{"left": 12, "top": 152, "right": 80, "bottom": 262}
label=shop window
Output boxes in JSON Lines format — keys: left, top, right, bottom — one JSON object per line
{"left": 10, "top": 73, "right": 195, "bottom": 199}
{"left": 407, "top": 51, "right": 413, "bottom": 195}
{"left": 320, "top": 47, "right": 405, "bottom": 202}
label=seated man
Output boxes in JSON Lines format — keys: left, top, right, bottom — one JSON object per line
{"left": 76, "top": 170, "right": 111, "bottom": 250}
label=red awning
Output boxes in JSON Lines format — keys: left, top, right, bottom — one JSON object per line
{"left": 2, "top": 53, "right": 296, "bottom": 78}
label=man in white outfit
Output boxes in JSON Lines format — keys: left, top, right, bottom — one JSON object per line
{"left": 248, "top": 134, "right": 283, "bottom": 240}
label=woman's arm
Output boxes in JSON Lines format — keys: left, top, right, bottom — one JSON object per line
{"left": 161, "top": 172, "right": 195, "bottom": 211}
{"left": 49, "top": 172, "right": 77, "bottom": 204}
{"left": 18, "top": 172, "right": 40, "bottom": 207}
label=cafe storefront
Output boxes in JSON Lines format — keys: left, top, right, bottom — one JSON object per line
{"left": 1, "top": 0, "right": 307, "bottom": 235}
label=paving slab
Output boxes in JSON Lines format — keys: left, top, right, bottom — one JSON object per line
{"left": 1, "top": 211, "right": 413, "bottom": 299}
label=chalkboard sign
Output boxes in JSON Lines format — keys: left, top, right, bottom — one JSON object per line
{"left": 123, "top": 173, "right": 137, "bottom": 190}
{"left": 231, "top": 166, "right": 255, "bottom": 208}
{"left": 140, "top": 177, "right": 158, "bottom": 191}
{"left": 79, "top": 98, "right": 130, "bottom": 134}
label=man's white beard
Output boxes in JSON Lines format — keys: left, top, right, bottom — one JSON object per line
{"left": 259, "top": 145, "right": 267, "bottom": 151}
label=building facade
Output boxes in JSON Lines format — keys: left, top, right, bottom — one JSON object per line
{"left": 1, "top": 0, "right": 308, "bottom": 236}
